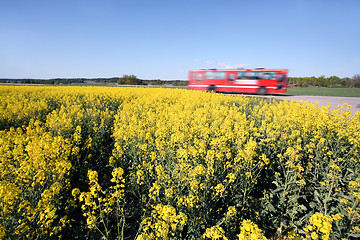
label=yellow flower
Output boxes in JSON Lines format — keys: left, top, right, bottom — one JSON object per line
{"left": 311, "top": 231, "right": 319, "bottom": 239}
{"left": 0, "top": 224, "right": 5, "bottom": 239}
{"left": 238, "top": 220, "right": 267, "bottom": 240}
{"left": 304, "top": 213, "right": 333, "bottom": 240}
{"left": 165, "top": 187, "right": 174, "bottom": 198}
{"left": 226, "top": 173, "right": 236, "bottom": 183}
{"left": 72, "top": 188, "right": 80, "bottom": 199}
{"left": 202, "top": 225, "right": 228, "bottom": 240}
{"left": 214, "top": 183, "right": 225, "bottom": 196}
{"left": 226, "top": 206, "right": 236, "bottom": 218}
{"left": 298, "top": 179, "right": 306, "bottom": 186}
{"left": 287, "top": 230, "right": 302, "bottom": 240}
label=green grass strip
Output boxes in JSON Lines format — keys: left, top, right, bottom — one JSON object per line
{"left": 286, "top": 87, "right": 360, "bottom": 97}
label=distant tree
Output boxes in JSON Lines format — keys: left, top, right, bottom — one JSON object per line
{"left": 289, "top": 75, "right": 354, "bottom": 88}
{"left": 296, "top": 77, "right": 310, "bottom": 87}
{"left": 109, "top": 77, "right": 120, "bottom": 83}
{"left": 347, "top": 74, "right": 360, "bottom": 88}
{"left": 22, "top": 79, "right": 31, "bottom": 84}
{"left": 315, "top": 75, "right": 325, "bottom": 87}
{"left": 149, "top": 79, "right": 163, "bottom": 85}
{"left": 327, "top": 76, "right": 340, "bottom": 87}
{"left": 118, "top": 75, "right": 143, "bottom": 85}
{"left": 171, "top": 80, "right": 188, "bottom": 86}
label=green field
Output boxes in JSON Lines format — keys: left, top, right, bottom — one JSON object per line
{"left": 286, "top": 87, "right": 360, "bottom": 97}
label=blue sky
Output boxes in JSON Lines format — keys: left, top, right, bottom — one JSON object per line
{"left": 1, "top": 0, "right": 359, "bottom": 80}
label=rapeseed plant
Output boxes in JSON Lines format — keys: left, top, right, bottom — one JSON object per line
{"left": 0, "top": 86, "right": 359, "bottom": 239}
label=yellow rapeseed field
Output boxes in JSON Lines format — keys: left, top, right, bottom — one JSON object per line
{"left": 0, "top": 86, "right": 359, "bottom": 239}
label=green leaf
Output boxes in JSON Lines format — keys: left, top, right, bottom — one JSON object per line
{"left": 314, "top": 190, "right": 320, "bottom": 198}
{"left": 349, "top": 234, "right": 360, "bottom": 238}
{"left": 280, "top": 196, "right": 287, "bottom": 205}
{"left": 299, "top": 204, "right": 307, "bottom": 211}
{"left": 272, "top": 180, "right": 281, "bottom": 188}
{"left": 309, "top": 201, "right": 316, "bottom": 209}
{"left": 272, "top": 188, "right": 283, "bottom": 194}
{"left": 290, "top": 194, "right": 300, "bottom": 202}
{"left": 314, "top": 190, "right": 321, "bottom": 204}
{"left": 266, "top": 203, "right": 276, "bottom": 213}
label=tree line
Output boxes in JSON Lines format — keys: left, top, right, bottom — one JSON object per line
{"left": 117, "top": 75, "right": 187, "bottom": 86}
{"left": 288, "top": 74, "right": 360, "bottom": 88}
{"left": 1, "top": 74, "right": 359, "bottom": 88}
{"left": 0, "top": 78, "right": 86, "bottom": 85}
{"left": 0, "top": 75, "right": 188, "bottom": 86}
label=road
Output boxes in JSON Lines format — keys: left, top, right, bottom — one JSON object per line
{"left": 242, "top": 94, "right": 360, "bottom": 115}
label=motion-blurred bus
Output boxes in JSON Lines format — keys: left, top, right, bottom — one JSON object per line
{"left": 188, "top": 68, "right": 288, "bottom": 94}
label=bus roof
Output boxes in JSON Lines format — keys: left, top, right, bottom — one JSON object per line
{"left": 191, "top": 69, "right": 288, "bottom": 75}
{"left": 192, "top": 68, "right": 288, "bottom": 72}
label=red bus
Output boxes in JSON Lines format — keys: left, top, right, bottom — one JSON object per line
{"left": 188, "top": 68, "right": 288, "bottom": 94}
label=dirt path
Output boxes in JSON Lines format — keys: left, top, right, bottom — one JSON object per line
{"left": 245, "top": 95, "right": 360, "bottom": 115}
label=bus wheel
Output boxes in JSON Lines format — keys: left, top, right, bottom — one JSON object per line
{"left": 208, "top": 85, "right": 216, "bottom": 92}
{"left": 258, "top": 87, "right": 267, "bottom": 95}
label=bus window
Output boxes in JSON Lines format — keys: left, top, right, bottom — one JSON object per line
{"left": 228, "top": 74, "right": 235, "bottom": 81}
{"left": 250, "top": 72, "right": 261, "bottom": 80}
{"left": 197, "top": 73, "right": 203, "bottom": 81}
{"left": 206, "top": 72, "right": 214, "bottom": 79}
{"left": 237, "top": 72, "right": 247, "bottom": 79}
{"left": 278, "top": 74, "right": 286, "bottom": 82}
{"left": 264, "top": 72, "right": 275, "bottom": 80}
{"left": 216, "top": 72, "right": 225, "bottom": 79}
{"left": 192, "top": 72, "right": 197, "bottom": 80}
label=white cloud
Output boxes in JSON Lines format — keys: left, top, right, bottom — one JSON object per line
{"left": 223, "top": 63, "right": 251, "bottom": 69}
{"left": 204, "top": 60, "right": 251, "bottom": 69}
{"left": 206, "top": 60, "right": 215, "bottom": 66}
{"left": 213, "top": 61, "right": 251, "bottom": 69}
